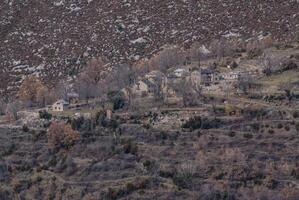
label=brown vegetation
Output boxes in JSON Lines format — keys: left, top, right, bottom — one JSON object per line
{"left": 47, "top": 121, "right": 80, "bottom": 149}
{"left": 17, "top": 76, "right": 48, "bottom": 107}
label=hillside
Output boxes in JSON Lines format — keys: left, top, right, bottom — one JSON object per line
{"left": 1, "top": 0, "right": 299, "bottom": 95}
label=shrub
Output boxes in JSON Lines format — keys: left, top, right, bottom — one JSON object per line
{"left": 95, "top": 110, "right": 106, "bottom": 125}
{"left": 243, "top": 133, "right": 253, "bottom": 139}
{"left": 182, "top": 116, "right": 202, "bottom": 130}
{"left": 108, "top": 91, "right": 126, "bottom": 110}
{"left": 213, "top": 106, "right": 225, "bottom": 114}
{"left": 159, "top": 170, "right": 174, "bottom": 178}
{"left": 182, "top": 116, "right": 222, "bottom": 130}
{"left": 22, "top": 125, "right": 29, "bottom": 132}
{"left": 293, "top": 111, "right": 299, "bottom": 119}
{"left": 173, "top": 162, "right": 196, "bottom": 189}
{"left": 32, "top": 130, "right": 46, "bottom": 142}
{"left": 291, "top": 168, "right": 299, "bottom": 179}
{"left": 39, "top": 110, "right": 52, "bottom": 120}
{"left": 268, "top": 129, "right": 275, "bottom": 134}
{"left": 227, "top": 131, "right": 236, "bottom": 137}
{"left": 156, "top": 131, "right": 168, "bottom": 140}
{"left": 248, "top": 48, "right": 262, "bottom": 59}
{"left": 107, "top": 119, "right": 119, "bottom": 130}
{"left": 277, "top": 123, "right": 283, "bottom": 129}
{"left": 0, "top": 99, "right": 6, "bottom": 116}
{"left": 70, "top": 116, "right": 85, "bottom": 130}
{"left": 1, "top": 142, "right": 16, "bottom": 156}
{"left": 47, "top": 121, "right": 80, "bottom": 149}
{"left": 122, "top": 139, "right": 138, "bottom": 155}
{"left": 252, "top": 123, "right": 260, "bottom": 131}
{"left": 142, "top": 123, "right": 151, "bottom": 129}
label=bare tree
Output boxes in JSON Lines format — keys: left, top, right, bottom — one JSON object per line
{"left": 0, "top": 98, "right": 7, "bottom": 116}
{"left": 133, "top": 59, "right": 151, "bottom": 76}
{"left": 209, "top": 38, "right": 233, "bottom": 60}
{"left": 111, "top": 64, "right": 137, "bottom": 91}
{"left": 5, "top": 101, "right": 22, "bottom": 121}
{"left": 54, "top": 81, "right": 69, "bottom": 100}
{"left": 261, "top": 52, "right": 285, "bottom": 76}
{"left": 171, "top": 78, "right": 201, "bottom": 107}
{"left": 235, "top": 74, "right": 256, "bottom": 95}
{"left": 189, "top": 42, "right": 212, "bottom": 65}
{"left": 149, "top": 47, "right": 184, "bottom": 72}
{"left": 76, "top": 57, "right": 108, "bottom": 102}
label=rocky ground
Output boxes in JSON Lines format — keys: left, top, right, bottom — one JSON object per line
{"left": 1, "top": 0, "right": 299, "bottom": 95}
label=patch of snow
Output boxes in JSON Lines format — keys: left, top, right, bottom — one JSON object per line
{"left": 54, "top": 0, "right": 64, "bottom": 6}
{"left": 223, "top": 31, "right": 240, "bottom": 38}
{"left": 199, "top": 45, "right": 211, "bottom": 54}
{"left": 130, "top": 37, "right": 147, "bottom": 44}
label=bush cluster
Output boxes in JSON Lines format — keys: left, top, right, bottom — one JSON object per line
{"left": 39, "top": 110, "right": 52, "bottom": 120}
{"left": 182, "top": 116, "right": 222, "bottom": 130}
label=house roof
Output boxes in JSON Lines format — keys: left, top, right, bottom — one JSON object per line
{"left": 174, "top": 68, "right": 187, "bottom": 73}
{"left": 67, "top": 92, "right": 79, "bottom": 98}
{"left": 200, "top": 68, "right": 214, "bottom": 74}
{"left": 54, "top": 99, "right": 69, "bottom": 105}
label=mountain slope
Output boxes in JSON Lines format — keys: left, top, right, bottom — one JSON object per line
{"left": 0, "top": 0, "right": 298, "bottom": 95}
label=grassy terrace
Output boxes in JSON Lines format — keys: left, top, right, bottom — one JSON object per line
{"left": 260, "top": 69, "right": 299, "bottom": 90}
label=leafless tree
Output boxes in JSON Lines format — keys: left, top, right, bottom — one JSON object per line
{"left": 54, "top": 81, "right": 69, "bottom": 100}
{"left": 235, "top": 74, "right": 256, "bottom": 95}
{"left": 189, "top": 42, "right": 212, "bottom": 65}
{"left": 0, "top": 98, "right": 7, "bottom": 115}
{"left": 171, "top": 78, "right": 201, "bottom": 107}
{"left": 76, "top": 57, "right": 108, "bottom": 102}
{"left": 261, "top": 51, "right": 285, "bottom": 76}
{"left": 189, "top": 42, "right": 202, "bottom": 63}
{"left": 5, "top": 101, "right": 22, "bottom": 121}
{"left": 133, "top": 60, "right": 151, "bottom": 76}
{"left": 149, "top": 47, "right": 184, "bottom": 72}
{"left": 209, "top": 38, "right": 233, "bottom": 60}
{"left": 111, "top": 64, "right": 137, "bottom": 91}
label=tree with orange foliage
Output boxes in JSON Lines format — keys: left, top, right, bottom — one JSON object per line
{"left": 47, "top": 121, "right": 80, "bottom": 149}
{"left": 18, "top": 76, "right": 48, "bottom": 107}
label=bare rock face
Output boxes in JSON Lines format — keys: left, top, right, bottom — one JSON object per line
{"left": 1, "top": 0, "right": 298, "bottom": 95}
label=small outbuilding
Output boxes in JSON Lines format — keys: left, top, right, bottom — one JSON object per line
{"left": 67, "top": 92, "right": 79, "bottom": 104}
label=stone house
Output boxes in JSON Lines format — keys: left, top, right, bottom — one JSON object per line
{"left": 199, "top": 68, "right": 216, "bottom": 85}
{"left": 189, "top": 68, "right": 216, "bottom": 86}
{"left": 220, "top": 71, "right": 241, "bottom": 82}
{"left": 131, "top": 79, "right": 161, "bottom": 98}
{"left": 131, "top": 71, "right": 167, "bottom": 98}
{"left": 51, "top": 99, "right": 69, "bottom": 112}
